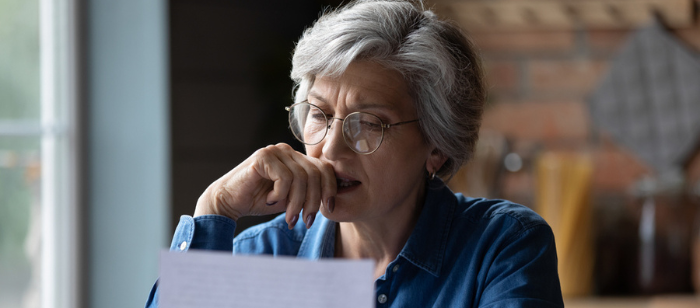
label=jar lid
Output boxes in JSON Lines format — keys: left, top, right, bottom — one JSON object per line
{"left": 630, "top": 168, "right": 684, "bottom": 197}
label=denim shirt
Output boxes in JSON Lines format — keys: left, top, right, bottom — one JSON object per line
{"left": 146, "top": 181, "right": 563, "bottom": 307}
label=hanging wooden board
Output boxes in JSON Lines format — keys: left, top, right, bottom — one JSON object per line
{"left": 434, "top": 0, "right": 695, "bottom": 31}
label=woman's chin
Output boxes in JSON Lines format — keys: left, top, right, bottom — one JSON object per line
{"left": 320, "top": 206, "right": 358, "bottom": 223}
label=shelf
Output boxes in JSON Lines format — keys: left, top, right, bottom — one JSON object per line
{"left": 565, "top": 295, "right": 700, "bottom": 308}
{"left": 434, "top": 0, "right": 696, "bottom": 31}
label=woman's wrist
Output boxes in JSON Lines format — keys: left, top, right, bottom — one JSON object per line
{"left": 193, "top": 193, "right": 241, "bottom": 221}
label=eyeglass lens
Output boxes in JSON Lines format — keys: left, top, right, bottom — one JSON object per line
{"left": 288, "top": 102, "right": 384, "bottom": 154}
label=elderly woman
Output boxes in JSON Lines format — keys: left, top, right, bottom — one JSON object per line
{"left": 146, "top": 0, "right": 563, "bottom": 307}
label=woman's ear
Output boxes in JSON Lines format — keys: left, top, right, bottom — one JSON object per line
{"left": 427, "top": 148, "right": 448, "bottom": 174}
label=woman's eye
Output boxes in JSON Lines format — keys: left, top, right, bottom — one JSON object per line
{"left": 309, "top": 111, "right": 326, "bottom": 122}
{"left": 361, "top": 121, "right": 381, "bottom": 130}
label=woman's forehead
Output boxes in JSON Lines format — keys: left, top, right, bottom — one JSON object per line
{"left": 309, "top": 61, "right": 414, "bottom": 113}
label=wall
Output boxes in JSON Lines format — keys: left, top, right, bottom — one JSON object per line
{"left": 469, "top": 11, "right": 700, "bottom": 202}
{"left": 168, "top": 0, "right": 343, "bottom": 234}
{"left": 86, "top": 0, "right": 169, "bottom": 307}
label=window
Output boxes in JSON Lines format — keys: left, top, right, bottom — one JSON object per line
{"left": 0, "top": 0, "right": 80, "bottom": 307}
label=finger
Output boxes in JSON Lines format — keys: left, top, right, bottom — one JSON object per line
{"left": 261, "top": 197, "right": 288, "bottom": 216}
{"left": 252, "top": 147, "right": 293, "bottom": 206}
{"left": 309, "top": 158, "right": 337, "bottom": 214}
{"left": 271, "top": 150, "right": 309, "bottom": 229}
{"left": 290, "top": 154, "right": 323, "bottom": 229}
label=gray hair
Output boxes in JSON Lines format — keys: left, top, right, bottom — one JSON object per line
{"left": 291, "top": 0, "right": 486, "bottom": 178}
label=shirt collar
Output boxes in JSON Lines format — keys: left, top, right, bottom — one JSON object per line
{"left": 398, "top": 179, "right": 456, "bottom": 277}
{"left": 296, "top": 213, "right": 336, "bottom": 260}
{"left": 296, "top": 178, "right": 457, "bottom": 277}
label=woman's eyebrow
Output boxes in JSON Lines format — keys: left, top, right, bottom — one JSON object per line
{"left": 307, "top": 91, "right": 329, "bottom": 105}
{"left": 353, "top": 101, "right": 396, "bottom": 112}
{"left": 308, "top": 90, "right": 398, "bottom": 112}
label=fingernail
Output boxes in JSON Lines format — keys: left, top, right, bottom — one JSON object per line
{"left": 305, "top": 213, "right": 316, "bottom": 229}
{"left": 327, "top": 197, "right": 335, "bottom": 213}
{"left": 266, "top": 201, "right": 277, "bottom": 206}
{"left": 288, "top": 214, "right": 299, "bottom": 230}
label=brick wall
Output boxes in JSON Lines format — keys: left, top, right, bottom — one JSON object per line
{"left": 463, "top": 9, "right": 700, "bottom": 200}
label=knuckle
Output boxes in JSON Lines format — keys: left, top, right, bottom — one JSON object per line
{"left": 255, "top": 147, "right": 272, "bottom": 157}
{"left": 320, "top": 161, "right": 335, "bottom": 173}
{"left": 307, "top": 168, "right": 320, "bottom": 182}
{"left": 289, "top": 164, "right": 306, "bottom": 177}
{"left": 279, "top": 168, "right": 293, "bottom": 181}
{"left": 276, "top": 143, "right": 292, "bottom": 150}
{"left": 295, "top": 175, "right": 308, "bottom": 187}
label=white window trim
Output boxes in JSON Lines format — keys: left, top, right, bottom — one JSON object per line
{"left": 40, "top": 0, "right": 81, "bottom": 307}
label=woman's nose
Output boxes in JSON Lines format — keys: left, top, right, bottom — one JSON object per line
{"left": 322, "top": 119, "right": 352, "bottom": 160}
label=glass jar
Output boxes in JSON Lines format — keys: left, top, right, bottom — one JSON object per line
{"left": 690, "top": 180, "right": 700, "bottom": 293}
{"left": 629, "top": 173, "right": 694, "bottom": 295}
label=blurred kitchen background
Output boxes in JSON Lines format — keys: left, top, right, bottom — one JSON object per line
{"left": 1, "top": 0, "right": 699, "bottom": 307}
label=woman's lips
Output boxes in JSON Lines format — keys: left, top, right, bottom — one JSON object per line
{"left": 335, "top": 172, "right": 361, "bottom": 192}
{"left": 336, "top": 178, "right": 361, "bottom": 193}
{"left": 337, "top": 178, "right": 361, "bottom": 188}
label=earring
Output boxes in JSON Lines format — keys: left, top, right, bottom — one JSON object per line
{"left": 430, "top": 171, "right": 436, "bottom": 180}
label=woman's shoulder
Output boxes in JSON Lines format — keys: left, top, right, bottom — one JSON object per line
{"left": 452, "top": 193, "right": 551, "bottom": 234}
{"left": 440, "top": 194, "right": 557, "bottom": 269}
{"left": 442, "top": 194, "right": 562, "bottom": 307}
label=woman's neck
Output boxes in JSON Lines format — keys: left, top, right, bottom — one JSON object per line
{"left": 334, "top": 182, "right": 426, "bottom": 278}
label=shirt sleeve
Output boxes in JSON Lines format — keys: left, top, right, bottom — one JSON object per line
{"left": 171, "top": 214, "right": 238, "bottom": 252}
{"left": 144, "top": 214, "right": 238, "bottom": 307}
{"left": 478, "top": 224, "right": 564, "bottom": 308}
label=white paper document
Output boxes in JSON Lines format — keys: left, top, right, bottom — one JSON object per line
{"left": 159, "top": 250, "right": 374, "bottom": 308}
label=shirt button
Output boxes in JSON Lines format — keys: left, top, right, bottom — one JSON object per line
{"left": 377, "top": 294, "right": 388, "bottom": 304}
{"left": 392, "top": 264, "right": 400, "bottom": 273}
{"left": 179, "top": 241, "right": 187, "bottom": 250}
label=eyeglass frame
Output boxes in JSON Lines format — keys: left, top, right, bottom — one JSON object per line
{"left": 285, "top": 100, "right": 420, "bottom": 154}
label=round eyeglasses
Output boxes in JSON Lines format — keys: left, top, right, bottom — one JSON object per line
{"left": 286, "top": 101, "right": 420, "bottom": 154}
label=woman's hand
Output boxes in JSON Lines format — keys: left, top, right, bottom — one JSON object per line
{"left": 193, "top": 143, "right": 336, "bottom": 229}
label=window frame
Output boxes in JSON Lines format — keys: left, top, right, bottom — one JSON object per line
{"left": 39, "top": 0, "right": 82, "bottom": 307}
